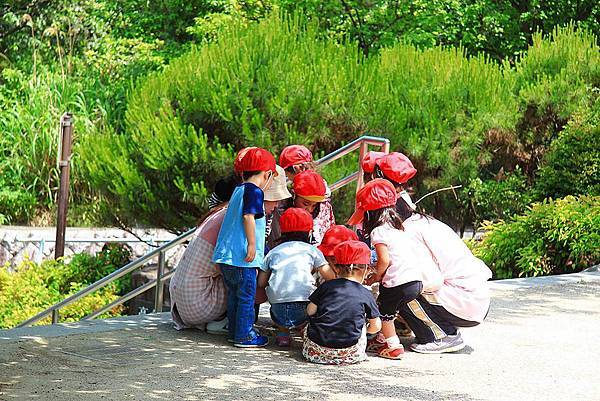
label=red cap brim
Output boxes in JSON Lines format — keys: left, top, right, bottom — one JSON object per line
{"left": 347, "top": 208, "right": 365, "bottom": 226}
{"left": 317, "top": 243, "right": 335, "bottom": 257}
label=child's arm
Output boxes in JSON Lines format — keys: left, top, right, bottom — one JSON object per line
{"left": 366, "top": 317, "right": 382, "bottom": 334}
{"left": 306, "top": 302, "right": 318, "bottom": 316}
{"left": 373, "top": 243, "right": 390, "bottom": 281}
{"left": 243, "top": 214, "right": 256, "bottom": 262}
{"left": 257, "top": 270, "right": 271, "bottom": 288}
{"left": 317, "top": 263, "right": 335, "bottom": 281}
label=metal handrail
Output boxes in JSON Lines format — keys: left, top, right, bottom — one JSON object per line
{"left": 16, "top": 228, "right": 195, "bottom": 327}
{"left": 16, "top": 135, "right": 390, "bottom": 328}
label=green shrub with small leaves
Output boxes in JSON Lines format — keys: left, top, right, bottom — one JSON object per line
{"left": 463, "top": 167, "right": 535, "bottom": 229}
{"left": 0, "top": 257, "right": 125, "bottom": 329}
{"left": 535, "top": 106, "right": 600, "bottom": 199}
{"left": 472, "top": 195, "right": 600, "bottom": 279}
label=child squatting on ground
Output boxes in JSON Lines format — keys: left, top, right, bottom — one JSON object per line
{"left": 303, "top": 240, "right": 382, "bottom": 365}
{"left": 212, "top": 147, "right": 277, "bottom": 348}
{"left": 348, "top": 179, "right": 443, "bottom": 360}
{"left": 258, "top": 207, "right": 333, "bottom": 347}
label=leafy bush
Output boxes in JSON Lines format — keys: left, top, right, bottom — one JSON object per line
{"left": 60, "top": 243, "right": 133, "bottom": 294}
{"left": 0, "top": 258, "right": 125, "bottom": 329}
{"left": 472, "top": 195, "right": 600, "bottom": 279}
{"left": 463, "top": 168, "right": 535, "bottom": 229}
{"left": 0, "top": 188, "right": 37, "bottom": 224}
{"left": 82, "top": 13, "right": 514, "bottom": 230}
{"left": 83, "top": 15, "right": 600, "bottom": 231}
{"left": 535, "top": 106, "right": 600, "bottom": 199}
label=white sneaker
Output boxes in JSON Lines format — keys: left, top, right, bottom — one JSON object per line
{"left": 206, "top": 317, "right": 228, "bottom": 335}
{"left": 410, "top": 332, "right": 465, "bottom": 354}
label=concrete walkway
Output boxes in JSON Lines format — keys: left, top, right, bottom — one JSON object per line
{"left": 1, "top": 272, "right": 599, "bottom": 401}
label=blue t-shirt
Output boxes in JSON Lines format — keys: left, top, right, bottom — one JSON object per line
{"left": 308, "top": 278, "right": 380, "bottom": 348}
{"left": 212, "top": 183, "right": 266, "bottom": 268}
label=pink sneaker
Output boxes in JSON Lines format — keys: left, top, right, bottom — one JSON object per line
{"left": 275, "top": 334, "right": 291, "bottom": 347}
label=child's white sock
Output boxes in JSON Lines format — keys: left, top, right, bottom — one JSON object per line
{"left": 385, "top": 335, "right": 400, "bottom": 348}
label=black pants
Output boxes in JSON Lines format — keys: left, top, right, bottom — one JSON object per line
{"left": 377, "top": 281, "right": 423, "bottom": 321}
{"left": 398, "top": 297, "right": 481, "bottom": 343}
{"left": 378, "top": 281, "right": 484, "bottom": 343}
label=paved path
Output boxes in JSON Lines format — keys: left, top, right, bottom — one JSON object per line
{"left": 1, "top": 272, "right": 599, "bottom": 401}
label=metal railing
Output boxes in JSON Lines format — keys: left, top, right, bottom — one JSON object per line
{"left": 16, "top": 135, "right": 389, "bottom": 328}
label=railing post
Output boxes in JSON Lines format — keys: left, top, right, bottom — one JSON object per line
{"left": 154, "top": 250, "right": 166, "bottom": 313}
{"left": 52, "top": 309, "right": 59, "bottom": 324}
{"left": 55, "top": 112, "right": 74, "bottom": 260}
{"left": 356, "top": 141, "right": 369, "bottom": 194}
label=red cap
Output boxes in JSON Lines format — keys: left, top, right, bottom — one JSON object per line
{"left": 361, "top": 151, "right": 386, "bottom": 174}
{"left": 293, "top": 170, "right": 326, "bottom": 202}
{"left": 279, "top": 207, "right": 313, "bottom": 233}
{"left": 279, "top": 145, "right": 313, "bottom": 169}
{"left": 347, "top": 179, "right": 397, "bottom": 225}
{"left": 318, "top": 225, "right": 359, "bottom": 256}
{"left": 376, "top": 152, "right": 417, "bottom": 184}
{"left": 234, "top": 147, "right": 277, "bottom": 173}
{"left": 333, "top": 240, "right": 371, "bottom": 265}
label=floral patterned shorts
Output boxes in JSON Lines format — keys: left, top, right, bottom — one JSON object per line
{"left": 302, "top": 326, "right": 367, "bottom": 365}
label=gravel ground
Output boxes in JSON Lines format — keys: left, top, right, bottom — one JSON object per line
{"left": 1, "top": 276, "right": 599, "bottom": 401}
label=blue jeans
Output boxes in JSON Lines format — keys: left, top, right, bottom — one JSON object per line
{"left": 270, "top": 302, "right": 309, "bottom": 329}
{"left": 220, "top": 264, "right": 258, "bottom": 342}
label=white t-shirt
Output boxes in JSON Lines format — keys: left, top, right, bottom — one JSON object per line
{"left": 261, "top": 241, "right": 327, "bottom": 304}
{"left": 371, "top": 224, "right": 443, "bottom": 290}
{"left": 402, "top": 215, "right": 492, "bottom": 323}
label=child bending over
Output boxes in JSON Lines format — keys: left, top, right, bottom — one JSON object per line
{"left": 348, "top": 179, "right": 442, "bottom": 359}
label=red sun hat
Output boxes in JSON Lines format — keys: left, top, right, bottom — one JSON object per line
{"left": 279, "top": 145, "right": 313, "bottom": 169}
{"left": 361, "top": 151, "right": 386, "bottom": 174}
{"left": 376, "top": 152, "right": 417, "bottom": 184}
{"left": 347, "top": 179, "right": 397, "bottom": 226}
{"left": 318, "top": 225, "right": 359, "bottom": 256}
{"left": 333, "top": 240, "right": 371, "bottom": 265}
{"left": 234, "top": 147, "right": 277, "bottom": 174}
{"left": 293, "top": 170, "right": 327, "bottom": 202}
{"left": 279, "top": 207, "right": 313, "bottom": 233}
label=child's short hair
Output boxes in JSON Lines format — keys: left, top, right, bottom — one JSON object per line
{"left": 241, "top": 170, "right": 263, "bottom": 181}
{"left": 285, "top": 161, "right": 317, "bottom": 175}
{"left": 334, "top": 263, "right": 369, "bottom": 277}
{"left": 278, "top": 231, "right": 311, "bottom": 244}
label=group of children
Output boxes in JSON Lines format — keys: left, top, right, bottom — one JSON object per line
{"left": 210, "top": 144, "right": 492, "bottom": 365}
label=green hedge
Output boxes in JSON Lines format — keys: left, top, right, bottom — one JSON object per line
{"left": 0, "top": 244, "right": 132, "bottom": 329}
{"left": 472, "top": 195, "right": 600, "bottom": 279}
{"left": 82, "top": 15, "right": 599, "bottom": 231}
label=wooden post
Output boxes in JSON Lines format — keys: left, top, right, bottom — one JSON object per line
{"left": 55, "top": 113, "right": 73, "bottom": 259}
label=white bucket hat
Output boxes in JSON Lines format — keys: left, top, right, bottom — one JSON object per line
{"left": 264, "top": 165, "right": 292, "bottom": 201}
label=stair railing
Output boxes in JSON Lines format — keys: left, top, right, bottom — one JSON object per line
{"left": 16, "top": 135, "right": 389, "bottom": 328}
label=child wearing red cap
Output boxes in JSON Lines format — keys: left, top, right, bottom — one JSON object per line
{"left": 212, "top": 147, "right": 277, "bottom": 348}
{"left": 361, "top": 151, "right": 386, "bottom": 183}
{"left": 348, "top": 179, "right": 443, "bottom": 359}
{"left": 291, "top": 170, "right": 336, "bottom": 245}
{"left": 374, "top": 152, "right": 418, "bottom": 217}
{"left": 303, "top": 240, "right": 382, "bottom": 365}
{"left": 317, "top": 225, "right": 359, "bottom": 267}
{"left": 257, "top": 208, "right": 332, "bottom": 347}
{"left": 279, "top": 146, "right": 336, "bottom": 245}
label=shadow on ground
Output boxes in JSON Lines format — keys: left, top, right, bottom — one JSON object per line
{"left": 0, "top": 322, "right": 476, "bottom": 401}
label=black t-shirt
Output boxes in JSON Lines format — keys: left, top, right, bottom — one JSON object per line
{"left": 307, "top": 278, "right": 380, "bottom": 349}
